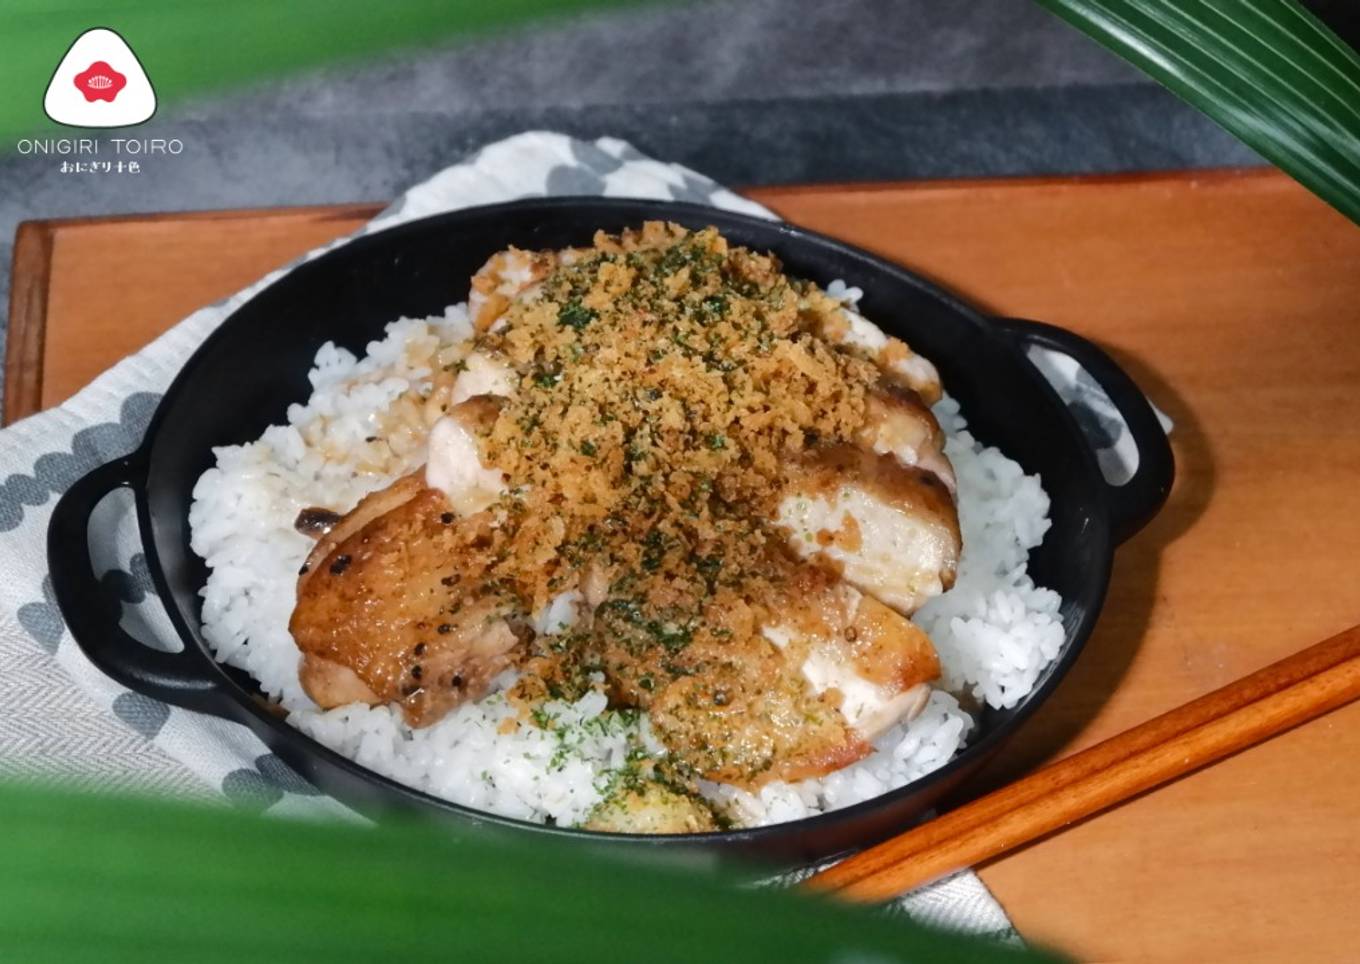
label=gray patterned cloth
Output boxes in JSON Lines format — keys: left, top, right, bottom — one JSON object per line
{"left": 0, "top": 131, "right": 1157, "bottom": 943}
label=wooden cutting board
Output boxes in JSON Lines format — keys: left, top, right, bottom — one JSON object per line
{"left": 8, "top": 169, "right": 1360, "bottom": 962}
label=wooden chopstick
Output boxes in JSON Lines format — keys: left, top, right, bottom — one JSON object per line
{"left": 804, "top": 623, "right": 1360, "bottom": 902}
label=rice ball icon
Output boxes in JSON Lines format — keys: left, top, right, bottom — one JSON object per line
{"left": 44, "top": 28, "right": 156, "bottom": 127}
{"left": 74, "top": 61, "right": 127, "bottom": 102}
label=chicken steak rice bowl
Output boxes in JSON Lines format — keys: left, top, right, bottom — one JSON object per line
{"left": 190, "top": 222, "right": 1064, "bottom": 831}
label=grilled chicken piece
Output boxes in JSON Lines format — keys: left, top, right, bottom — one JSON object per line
{"left": 761, "top": 571, "right": 938, "bottom": 744}
{"left": 298, "top": 652, "right": 380, "bottom": 707}
{"left": 857, "top": 383, "right": 955, "bottom": 495}
{"left": 298, "top": 473, "right": 426, "bottom": 587}
{"left": 648, "top": 633, "right": 868, "bottom": 787}
{"left": 451, "top": 352, "right": 516, "bottom": 404}
{"left": 468, "top": 248, "right": 566, "bottom": 332}
{"left": 648, "top": 562, "right": 939, "bottom": 787}
{"left": 425, "top": 394, "right": 507, "bottom": 516}
{"left": 290, "top": 485, "right": 520, "bottom": 727}
{"left": 803, "top": 301, "right": 943, "bottom": 405}
{"left": 467, "top": 232, "right": 689, "bottom": 336}
{"left": 777, "top": 446, "right": 960, "bottom": 616}
{"left": 291, "top": 397, "right": 518, "bottom": 727}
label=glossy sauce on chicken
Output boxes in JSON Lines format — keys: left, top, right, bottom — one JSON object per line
{"left": 290, "top": 223, "right": 959, "bottom": 808}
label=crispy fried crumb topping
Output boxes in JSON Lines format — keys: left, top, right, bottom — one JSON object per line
{"left": 443, "top": 224, "right": 896, "bottom": 769}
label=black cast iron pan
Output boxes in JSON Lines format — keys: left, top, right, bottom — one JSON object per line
{"left": 48, "top": 198, "right": 1172, "bottom": 873}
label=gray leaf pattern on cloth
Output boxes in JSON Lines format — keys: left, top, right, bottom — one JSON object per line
{"left": 222, "top": 767, "right": 285, "bottom": 811}
{"left": 222, "top": 753, "right": 320, "bottom": 809}
{"left": 545, "top": 164, "right": 607, "bottom": 195}
{"left": 18, "top": 550, "right": 158, "bottom": 657}
{"left": 1067, "top": 367, "right": 1124, "bottom": 451}
{"left": 545, "top": 139, "right": 627, "bottom": 195}
{"left": 668, "top": 169, "right": 726, "bottom": 204}
{"left": 99, "top": 552, "right": 156, "bottom": 609}
{"left": 255, "top": 753, "right": 321, "bottom": 797}
{"left": 1067, "top": 396, "right": 1123, "bottom": 452}
{"left": 568, "top": 138, "right": 626, "bottom": 177}
{"left": 17, "top": 576, "right": 63, "bottom": 654}
{"left": 0, "top": 392, "right": 161, "bottom": 533}
{"left": 112, "top": 692, "right": 171, "bottom": 740}
{"left": 11, "top": 393, "right": 163, "bottom": 657}
{"left": 1024, "top": 345, "right": 1164, "bottom": 487}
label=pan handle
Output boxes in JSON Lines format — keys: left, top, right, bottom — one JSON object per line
{"left": 995, "top": 317, "right": 1174, "bottom": 544}
{"left": 48, "top": 453, "right": 228, "bottom": 716}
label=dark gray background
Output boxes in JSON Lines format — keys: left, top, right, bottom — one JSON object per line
{"left": 0, "top": 0, "right": 1299, "bottom": 402}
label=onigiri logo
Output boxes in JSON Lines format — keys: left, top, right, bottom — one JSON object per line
{"left": 44, "top": 28, "right": 156, "bottom": 128}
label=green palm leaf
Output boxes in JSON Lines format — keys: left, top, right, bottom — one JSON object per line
{"left": 1033, "top": 0, "right": 1360, "bottom": 223}
{"left": 0, "top": 782, "right": 1060, "bottom": 962}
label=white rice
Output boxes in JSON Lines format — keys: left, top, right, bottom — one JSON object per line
{"left": 190, "top": 296, "right": 1064, "bottom": 829}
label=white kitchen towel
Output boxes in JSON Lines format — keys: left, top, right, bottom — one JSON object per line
{"left": 0, "top": 131, "right": 1158, "bottom": 945}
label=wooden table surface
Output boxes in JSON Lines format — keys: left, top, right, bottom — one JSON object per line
{"left": 7, "top": 169, "right": 1360, "bottom": 962}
